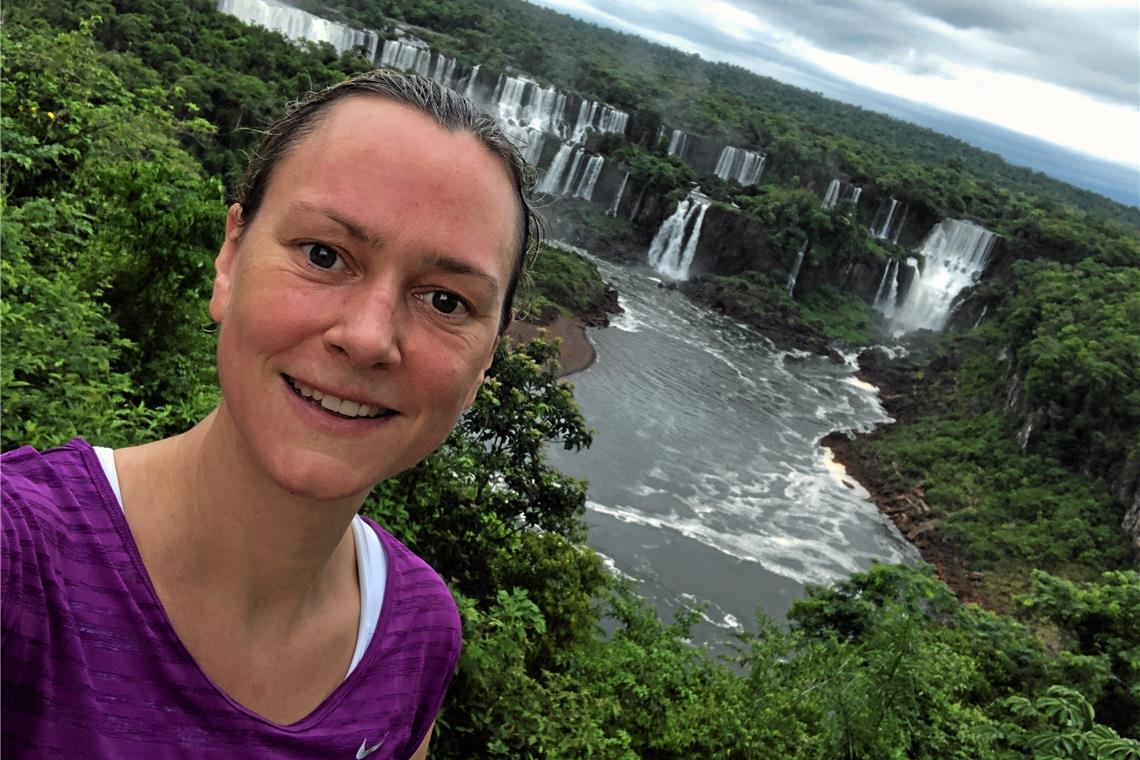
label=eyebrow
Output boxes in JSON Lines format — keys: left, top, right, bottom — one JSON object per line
{"left": 290, "top": 201, "right": 380, "bottom": 247}
{"left": 289, "top": 201, "right": 501, "bottom": 296}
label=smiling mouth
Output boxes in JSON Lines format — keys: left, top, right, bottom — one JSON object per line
{"left": 284, "top": 375, "right": 393, "bottom": 420}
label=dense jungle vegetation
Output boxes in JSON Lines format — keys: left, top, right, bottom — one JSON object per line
{"left": 3, "top": 0, "right": 1138, "bottom": 756}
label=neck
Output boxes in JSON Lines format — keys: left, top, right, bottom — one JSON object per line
{"left": 119, "top": 408, "right": 365, "bottom": 628}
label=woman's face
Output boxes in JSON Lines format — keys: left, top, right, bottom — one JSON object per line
{"left": 209, "top": 96, "right": 519, "bottom": 501}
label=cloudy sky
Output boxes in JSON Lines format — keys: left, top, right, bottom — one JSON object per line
{"left": 526, "top": 0, "right": 1139, "bottom": 171}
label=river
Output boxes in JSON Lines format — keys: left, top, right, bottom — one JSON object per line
{"left": 546, "top": 255, "right": 920, "bottom": 645}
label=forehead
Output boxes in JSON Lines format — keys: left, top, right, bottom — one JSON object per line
{"left": 262, "top": 96, "right": 520, "bottom": 278}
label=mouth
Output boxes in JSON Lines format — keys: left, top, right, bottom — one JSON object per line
{"left": 283, "top": 375, "right": 394, "bottom": 420}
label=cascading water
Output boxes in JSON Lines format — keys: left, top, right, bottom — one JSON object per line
{"left": 822, "top": 179, "right": 841, "bottom": 210}
{"left": 668, "top": 130, "right": 689, "bottom": 159}
{"left": 648, "top": 190, "right": 712, "bottom": 280}
{"left": 218, "top": 0, "right": 377, "bottom": 57}
{"left": 822, "top": 180, "right": 862, "bottom": 211}
{"left": 574, "top": 155, "right": 605, "bottom": 200}
{"left": 871, "top": 260, "right": 900, "bottom": 318}
{"left": 560, "top": 149, "right": 586, "bottom": 195}
{"left": 871, "top": 198, "right": 908, "bottom": 242}
{"left": 462, "top": 64, "right": 481, "bottom": 100}
{"left": 714, "top": 147, "right": 765, "bottom": 186}
{"left": 786, "top": 242, "right": 808, "bottom": 297}
{"left": 607, "top": 172, "right": 629, "bottom": 217}
{"left": 892, "top": 220, "right": 996, "bottom": 332}
{"left": 538, "top": 144, "right": 575, "bottom": 194}
{"left": 379, "top": 38, "right": 433, "bottom": 77}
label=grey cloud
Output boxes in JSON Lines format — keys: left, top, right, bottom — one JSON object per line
{"left": 732, "top": 0, "right": 1139, "bottom": 107}
{"left": 530, "top": 0, "right": 1138, "bottom": 108}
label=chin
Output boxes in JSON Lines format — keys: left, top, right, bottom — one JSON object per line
{"left": 264, "top": 453, "right": 384, "bottom": 504}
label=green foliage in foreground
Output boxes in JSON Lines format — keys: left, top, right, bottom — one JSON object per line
{"left": 5, "top": 11, "right": 1140, "bottom": 759}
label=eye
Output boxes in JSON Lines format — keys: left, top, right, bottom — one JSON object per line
{"left": 426, "top": 290, "right": 469, "bottom": 316}
{"left": 303, "top": 243, "right": 340, "bottom": 269}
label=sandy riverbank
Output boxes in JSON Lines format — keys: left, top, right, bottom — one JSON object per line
{"left": 506, "top": 314, "right": 596, "bottom": 377}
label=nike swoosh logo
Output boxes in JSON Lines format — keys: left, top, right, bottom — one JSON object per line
{"left": 356, "top": 737, "right": 385, "bottom": 759}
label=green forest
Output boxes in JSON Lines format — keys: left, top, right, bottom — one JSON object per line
{"left": 3, "top": 0, "right": 1138, "bottom": 757}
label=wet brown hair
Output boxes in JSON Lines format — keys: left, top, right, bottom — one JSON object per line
{"left": 234, "top": 69, "right": 539, "bottom": 333}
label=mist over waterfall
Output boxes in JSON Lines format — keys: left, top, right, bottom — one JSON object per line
{"left": 714, "top": 147, "right": 766, "bottom": 186}
{"left": 892, "top": 220, "right": 997, "bottom": 332}
{"left": 648, "top": 191, "right": 712, "bottom": 280}
{"left": 218, "top": 0, "right": 377, "bottom": 56}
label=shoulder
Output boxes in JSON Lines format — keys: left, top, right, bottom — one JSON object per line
{"left": 3, "top": 439, "right": 116, "bottom": 631}
{"left": 364, "top": 516, "right": 462, "bottom": 639}
{"left": 2, "top": 438, "right": 104, "bottom": 524}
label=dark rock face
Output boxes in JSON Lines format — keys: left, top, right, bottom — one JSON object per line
{"left": 688, "top": 204, "right": 784, "bottom": 278}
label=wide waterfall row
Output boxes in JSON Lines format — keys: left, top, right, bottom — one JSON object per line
{"left": 218, "top": 0, "right": 378, "bottom": 57}
{"left": 648, "top": 190, "right": 712, "bottom": 280}
{"left": 715, "top": 147, "right": 766, "bottom": 186}
{"left": 220, "top": 0, "right": 629, "bottom": 155}
{"left": 890, "top": 220, "right": 996, "bottom": 333}
{"left": 822, "top": 179, "right": 863, "bottom": 211}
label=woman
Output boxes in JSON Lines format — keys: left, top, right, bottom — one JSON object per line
{"left": 2, "top": 70, "right": 538, "bottom": 758}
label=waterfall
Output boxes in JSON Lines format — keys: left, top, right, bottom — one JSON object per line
{"left": 218, "top": 0, "right": 377, "bottom": 56}
{"left": 569, "top": 100, "right": 629, "bottom": 143}
{"left": 871, "top": 197, "right": 908, "bottom": 241}
{"left": 648, "top": 190, "right": 712, "bottom": 280}
{"left": 538, "top": 144, "right": 575, "bottom": 194}
{"left": 559, "top": 149, "right": 586, "bottom": 195}
{"left": 872, "top": 260, "right": 901, "bottom": 318}
{"left": 668, "top": 129, "right": 688, "bottom": 159}
{"left": 872, "top": 198, "right": 898, "bottom": 239}
{"left": 462, "top": 64, "right": 481, "bottom": 100}
{"left": 892, "top": 220, "right": 997, "bottom": 332}
{"left": 714, "top": 146, "right": 765, "bottom": 186}
{"left": 574, "top": 155, "right": 605, "bottom": 200}
{"left": 822, "top": 179, "right": 841, "bottom": 210}
{"left": 786, "top": 242, "right": 807, "bottom": 297}
{"left": 823, "top": 181, "right": 862, "bottom": 211}
{"left": 890, "top": 204, "right": 908, "bottom": 245}
{"left": 607, "top": 172, "right": 629, "bottom": 217}
{"left": 379, "top": 38, "right": 433, "bottom": 76}
{"left": 871, "top": 261, "right": 892, "bottom": 307}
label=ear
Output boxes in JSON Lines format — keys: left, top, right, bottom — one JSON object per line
{"left": 463, "top": 336, "right": 501, "bottom": 409}
{"left": 209, "top": 204, "right": 245, "bottom": 323}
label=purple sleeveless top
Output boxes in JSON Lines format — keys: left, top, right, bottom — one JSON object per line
{"left": 1, "top": 439, "right": 461, "bottom": 759}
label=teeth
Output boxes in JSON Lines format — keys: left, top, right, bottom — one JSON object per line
{"left": 288, "top": 377, "right": 385, "bottom": 419}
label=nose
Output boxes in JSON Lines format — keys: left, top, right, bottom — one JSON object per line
{"left": 323, "top": 281, "right": 404, "bottom": 367}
